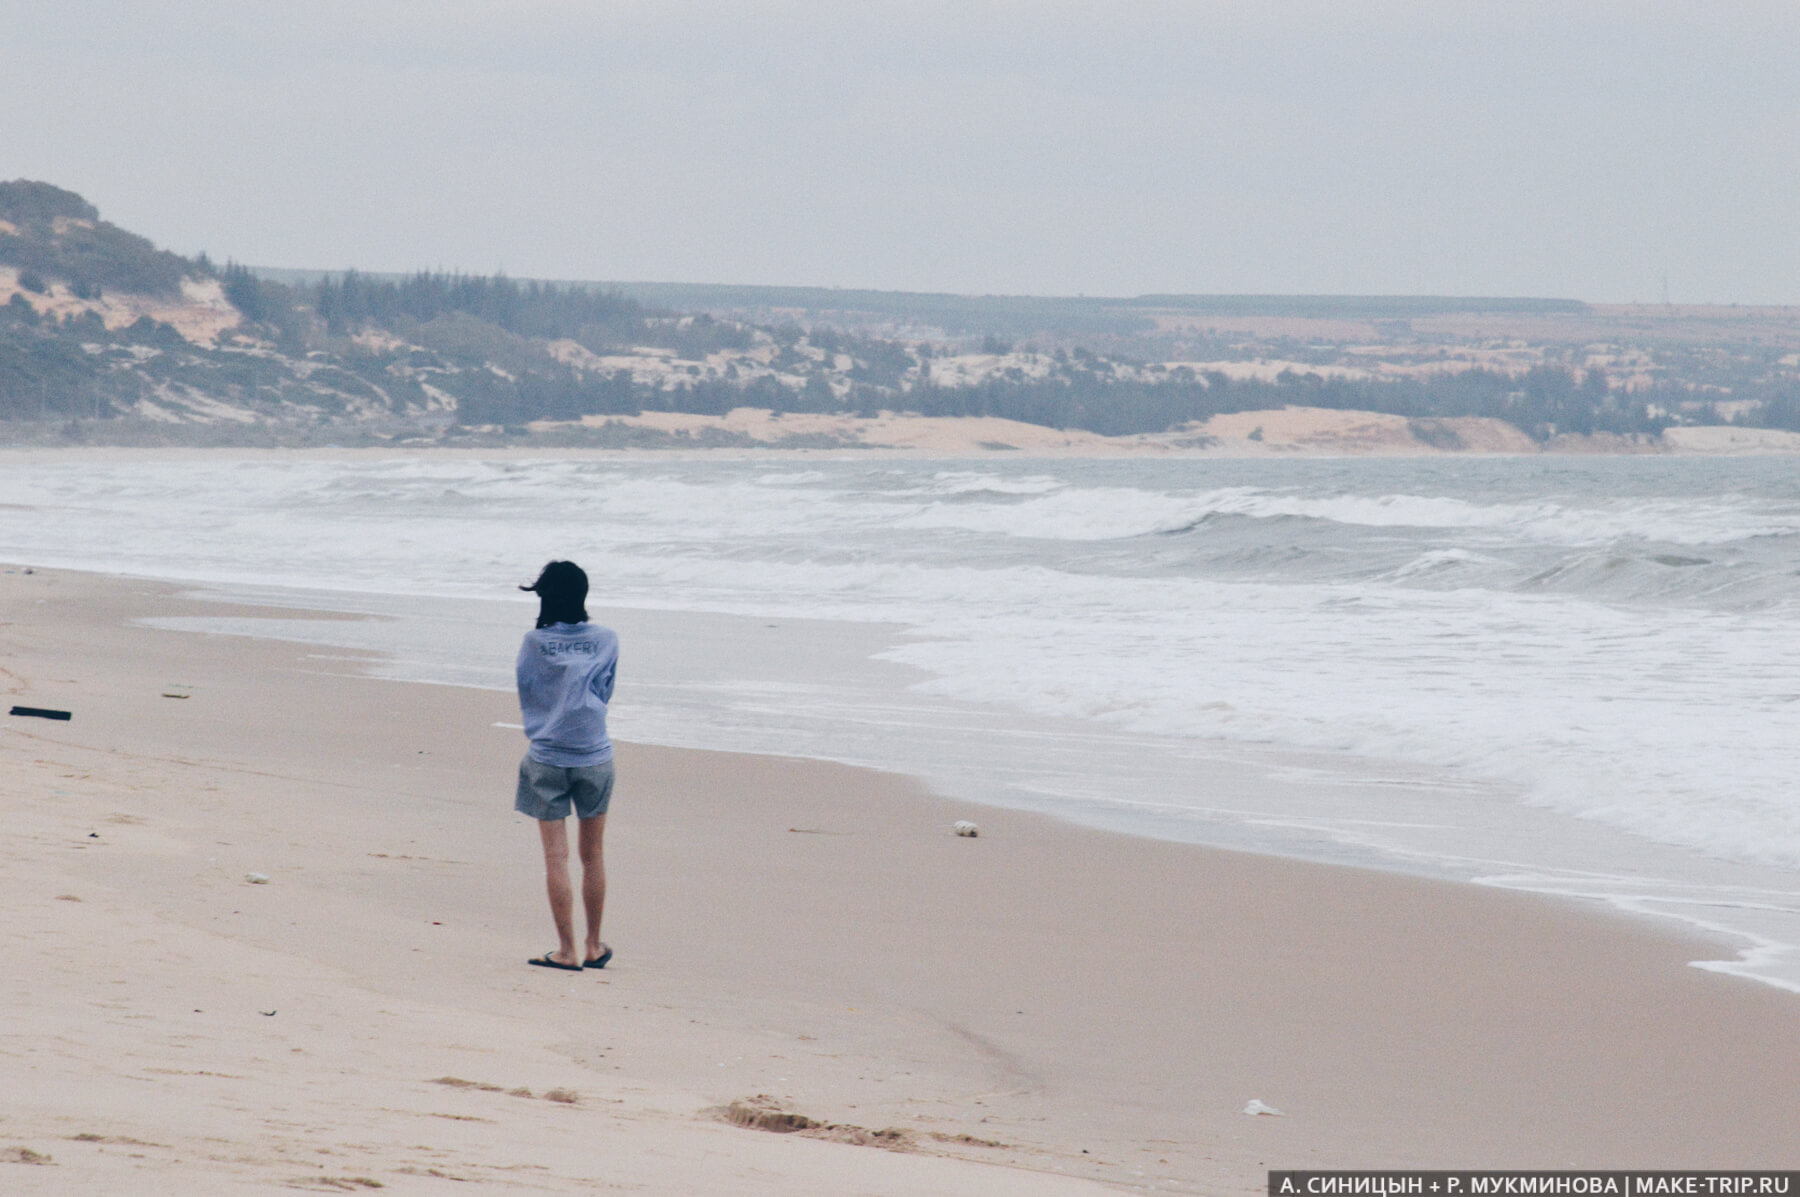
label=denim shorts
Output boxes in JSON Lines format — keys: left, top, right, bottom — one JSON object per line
{"left": 514, "top": 755, "right": 615, "bottom": 821}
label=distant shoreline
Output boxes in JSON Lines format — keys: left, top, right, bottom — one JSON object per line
{"left": 7, "top": 181, "right": 1797, "bottom": 444}
{"left": 6, "top": 405, "right": 1800, "bottom": 456}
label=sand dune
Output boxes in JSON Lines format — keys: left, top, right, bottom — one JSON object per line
{"left": 0, "top": 267, "right": 242, "bottom": 347}
{"left": 568, "top": 405, "right": 1543, "bottom": 455}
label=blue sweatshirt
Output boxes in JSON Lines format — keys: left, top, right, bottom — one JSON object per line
{"left": 515, "top": 622, "right": 618, "bottom": 767}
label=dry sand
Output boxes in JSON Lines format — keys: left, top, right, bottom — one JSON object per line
{"left": 0, "top": 268, "right": 242, "bottom": 347}
{"left": 4, "top": 569, "right": 1800, "bottom": 1194}
{"left": 1659, "top": 426, "right": 1800, "bottom": 454}
{"left": 568, "top": 405, "right": 1541, "bottom": 455}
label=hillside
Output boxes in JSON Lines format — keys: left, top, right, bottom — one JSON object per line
{"left": 4, "top": 180, "right": 1800, "bottom": 450}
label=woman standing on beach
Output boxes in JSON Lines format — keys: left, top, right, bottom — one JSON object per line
{"left": 514, "top": 560, "right": 619, "bottom": 971}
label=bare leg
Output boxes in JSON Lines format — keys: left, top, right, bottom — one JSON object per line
{"left": 577, "top": 813, "right": 607, "bottom": 963}
{"left": 537, "top": 818, "right": 580, "bottom": 967}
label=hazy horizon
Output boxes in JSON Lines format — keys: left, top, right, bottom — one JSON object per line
{"left": 6, "top": 2, "right": 1798, "bottom": 304}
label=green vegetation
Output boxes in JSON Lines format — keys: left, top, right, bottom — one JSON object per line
{"left": 2, "top": 180, "right": 1797, "bottom": 446}
{"left": 0, "top": 180, "right": 197, "bottom": 297}
{"left": 580, "top": 283, "right": 1585, "bottom": 339}
{"left": 311, "top": 270, "right": 644, "bottom": 346}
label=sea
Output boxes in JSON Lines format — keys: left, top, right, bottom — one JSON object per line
{"left": 6, "top": 452, "right": 1800, "bottom": 992}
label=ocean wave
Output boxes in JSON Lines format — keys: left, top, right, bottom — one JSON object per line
{"left": 1389, "top": 548, "right": 1510, "bottom": 578}
{"left": 918, "top": 470, "right": 1064, "bottom": 496}
{"left": 8, "top": 454, "right": 1800, "bottom": 884}
{"left": 1153, "top": 488, "right": 1800, "bottom": 548}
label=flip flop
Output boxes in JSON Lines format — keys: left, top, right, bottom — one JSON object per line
{"left": 528, "top": 952, "right": 583, "bottom": 972}
{"left": 585, "top": 946, "right": 613, "bottom": 970}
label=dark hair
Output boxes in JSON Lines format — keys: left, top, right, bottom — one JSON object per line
{"left": 520, "top": 560, "right": 589, "bottom": 628}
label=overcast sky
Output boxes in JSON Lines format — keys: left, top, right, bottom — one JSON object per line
{"left": 5, "top": 1, "right": 1796, "bottom": 301}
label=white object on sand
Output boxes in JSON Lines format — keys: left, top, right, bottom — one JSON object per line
{"left": 1242, "top": 1099, "right": 1284, "bottom": 1116}
{"left": 952, "top": 820, "right": 980, "bottom": 837}
{"left": 245, "top": 872, "right": 269, "bottom": 884}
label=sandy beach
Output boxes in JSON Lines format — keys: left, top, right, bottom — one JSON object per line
{"left": 5, "top": 568, "right": 1800, "bottom": 1194}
